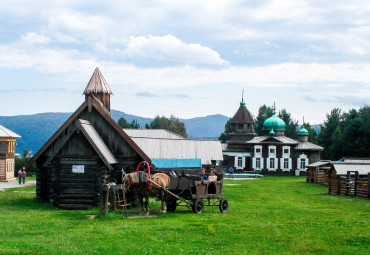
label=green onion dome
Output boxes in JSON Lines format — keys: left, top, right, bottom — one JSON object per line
{"left": 240, "top": 100, "right": 246, "bottom": 106}
{"left": 298, "top": 126, "right": 309, "bottom": 135}
{"left": 269, "top": 129, "right": 275, "bottom": 136}
{"left": 263, "top": 114, "right": 286, "bottom": 130}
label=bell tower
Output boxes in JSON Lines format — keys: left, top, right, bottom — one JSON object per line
{"left": 83, "top": 67, "right": 113, "bottom": 112}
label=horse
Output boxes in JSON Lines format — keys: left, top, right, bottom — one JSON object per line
{"left": 124, "top": 172, "right": 170, "bottom": 216}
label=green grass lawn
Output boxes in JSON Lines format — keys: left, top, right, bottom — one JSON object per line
{"left": 0, "top": 177, "right": 369, "bottom": 255}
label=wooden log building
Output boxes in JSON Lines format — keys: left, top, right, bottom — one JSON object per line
{"left": 30, "top": 68, "right": 223, "bottom": 209}
{"left": 306, "top": 160, "right": 331, "bottom": 184}
{"left": 327, "top": 162, "right": 370, "bottom": 198}
{"left": 0, "top": 125, "right": 21, "bottom": 181}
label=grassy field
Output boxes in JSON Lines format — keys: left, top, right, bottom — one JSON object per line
{"left": 0, "top": 177, "right": 369, "bottom": 255}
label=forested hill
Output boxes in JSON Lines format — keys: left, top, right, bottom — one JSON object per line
{"left": 0, "top": 110, "right": 229, "bottom": 154}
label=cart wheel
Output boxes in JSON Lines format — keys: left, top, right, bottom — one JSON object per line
{"left": 167, "top": 198, "right": 177, "bottom": 212}
{"left": 219, "top": 198, "right": 228, "bottom": 213}
{"left": 192, "top": 199, "right": 204, "bottom": 214}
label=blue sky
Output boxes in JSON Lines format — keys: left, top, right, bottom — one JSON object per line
{"left": 0, "top": 1, "right": 369, "bottom": 124}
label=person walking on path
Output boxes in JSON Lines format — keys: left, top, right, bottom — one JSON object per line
{"left": 21, "top": 167, "right": 26, "bottom": 184}
{"left": 18, "top": 168, "right": 23, "bottom": 185}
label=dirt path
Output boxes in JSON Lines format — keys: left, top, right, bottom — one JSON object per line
{"left": 0, "top": 179, "right": 36, "bottom": 191}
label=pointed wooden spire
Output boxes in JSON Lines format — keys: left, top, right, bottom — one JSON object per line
{"left": 84, "top": 67, "right": 112, "bottom": 95}
{"left": 83, "top": 67, "right": 112, "bottom": 111}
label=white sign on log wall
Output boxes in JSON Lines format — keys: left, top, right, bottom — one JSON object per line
{"left": 72, "top": 165, "right": 85, "bottom": 174}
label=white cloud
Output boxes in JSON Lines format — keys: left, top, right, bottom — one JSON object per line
{"left": 124, "top": 34, "right": 226, "bottom": 65}
{"left": 21, "top": 32, "right": 50, "bottom": 44}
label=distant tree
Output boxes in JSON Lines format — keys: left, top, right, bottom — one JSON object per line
{"left": 118, "top": 117, "right": 130, "bottom": 128}
{"left": 146, "top": 115, "right": 187, "bottom": 137}
{"left": 318, "top": 108, "right": 342, "bottom": 159}
{"left": 329, "top": 126, "right": 344, "bottom": 160}
{"left": 14, "top": 149, "right": 37, "bottom": 176}
{"left": 255, "top": 104, "right": 275, "bottom": 135}
{"left": 278, "top": 109, "right": 298, "bottom": 139}
{"left": 117, "top": 117, "right": 140, "bottom": 129}
{"left": 130, "top": 119, "right": 140, "bottom": 129}
{"left": 218, "top": 118, "right": 233, "bottom": 143}
{"left": 341, "top": 109, "right": 367, "bottom": 157}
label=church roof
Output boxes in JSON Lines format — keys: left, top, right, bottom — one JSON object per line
{"left": 30, "top": 96, "right": 151, "bottom": 167}
{"left": 83, "top": 67, "right": 112, "bottom": 95}
{"left": 231, "top": 101, "right": 254, "bottom": 123}
{"left": 263, "top": 114, "right": 286, "bottom": 130}
{"left": 0, "top": 125, "right": 21, "bottom": 138}
{"left": 298, "top": 126, "right": 309, "bottom": 135}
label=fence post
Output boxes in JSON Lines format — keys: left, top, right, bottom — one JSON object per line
{"left": 337, "top": 175, "right": 341, "bottom": 195}
{"left": 368, "top": 174, "right": 370, "bottom": 198}
{"left": 354, "top": 171, "right": 358, "bottom": 197}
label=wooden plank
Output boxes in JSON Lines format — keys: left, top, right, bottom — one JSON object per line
{"left": 58, "top": 204, "right": 91, "bottom": 210}
{"left": 59, "top": 189, "right": 97, "bottom": 194}
{"left": 59, "top": 194, "right": 96, "bottom": 199}
{"left": 58, "top": 183, "right": 96, "bottom": 188}
{"left": 59, "top": 199, "right": 95, "bottom": 204}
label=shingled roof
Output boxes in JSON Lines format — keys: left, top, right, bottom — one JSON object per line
{"left": 83, "top": 67, "right": 112, "bottom": 95}
{"left": 231, "top": 103, "right": 254, "bottom": 123}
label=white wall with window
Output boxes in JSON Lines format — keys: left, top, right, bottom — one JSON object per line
{"left": 280, "top": 146, "right": 292, "bottom": 172}
{"left": 252, "top": 145, "right": 263, "bottom": 171}
{"left": 234, "top": 153, "right": 246, "bottom": 170}
{"left": 297, "top": 153, "right": 308, "bottom": 171}
{"left": 252, "top": 157, "right": 264, "bottom": 170}
{"left": 267, "top": 145, "right": 277, "bottom": 171}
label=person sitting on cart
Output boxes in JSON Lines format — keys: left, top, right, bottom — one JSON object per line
{"left": 196, "top": 168, "right": 208, "bottom": 180}
{"left": 207, "top": 170, "right": 218, "bottom": 183}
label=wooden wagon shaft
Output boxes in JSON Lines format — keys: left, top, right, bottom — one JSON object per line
{"left": 146, "top": 178, "right": 193, "bottom": 206}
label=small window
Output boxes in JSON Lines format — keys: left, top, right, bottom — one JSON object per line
{"left": 284, "top": 149, "right": 289, "bottom": 154}
{"left": 270, "top": 148, "right": 275, "bottom": 154}
{"left": 284, "top": 158, "right": 289, "bottom": 169}
{"left": 256, "top": 158, "right": 261, "bottom": 169}
{"left": 238, "top": 157, "right": 243, "bottom": 167}
{"left": 270, "top": 158, "right": 275, "bottom": 169}
{"left": 300, "top": 158, "right": 306, "bottom": 169}
{"left": 256, "top": 148, "right": 261, "bottom": 153}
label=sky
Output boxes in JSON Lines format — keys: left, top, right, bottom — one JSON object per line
{"left": 0, "top": 1, "right": 369, "bottom": 124}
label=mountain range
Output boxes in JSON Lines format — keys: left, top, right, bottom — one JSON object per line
{"left": 0, "top": 110, "right": 230, "bottom": 155}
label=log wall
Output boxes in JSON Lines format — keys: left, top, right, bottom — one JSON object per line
{"left": 355, "top": 176, "right": 369, "bottom": 198}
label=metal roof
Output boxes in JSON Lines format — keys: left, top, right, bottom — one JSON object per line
{"left": 307, "top": 160, "right": 330, "bottom": 167}
{"left": 83, "top": 67, "right": 112, "bottom": 95}
{"left": 78, "top": 119, "right": 118, "bottom": 167}
{"left": 0, "top": 125, "right": 21, "bottom": 138}
{"left": 221, "top": 143, "right": 228, "bottom": 151}
{"left": 128, "top": 137, "right": 223, "bottom": 165}
{"left": 332, "top": 163, "right": 370, "bottom": 175}
{"left": 295, "top": 142, "right": 324, "bottom": 151}
{"left": 343, "top": 158, "right": 370, "bottom": 163}
{"left": 246, "top": 135, "right": 298, "bottom": 145}
{"left": 123, "top": 129, "right": 186, "bottom": 139}
{"left": 151, "top": 158, "right": 201, "bottom": 168}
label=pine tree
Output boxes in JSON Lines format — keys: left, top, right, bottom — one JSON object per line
{"left": 278, "top": 109, "right": 298, "bottom": 139}
{"left": 218, "top": 118, "right": 232, "bottom": 143}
